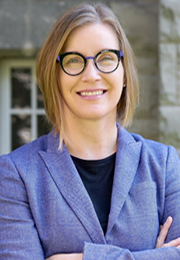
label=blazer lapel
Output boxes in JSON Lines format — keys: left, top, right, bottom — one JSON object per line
{"left": 107, "top": 126, "right": 142, "bottom": 233}
{"left": 39, "top": 132, "right": 105, "bottom": 244}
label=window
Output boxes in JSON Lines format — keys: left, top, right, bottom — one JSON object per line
{"left": 0, "top": 60, "right": 50, "bottom": 155}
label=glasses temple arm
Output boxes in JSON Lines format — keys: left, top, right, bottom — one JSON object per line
{"left": 56, "top": 55, "right": 60, "bottom": 62}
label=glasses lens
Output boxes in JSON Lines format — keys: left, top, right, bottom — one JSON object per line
{"left": 62, "top": 54, "right": 84, "bottom": 75}
{"left": 96, "top": 51, "right": 118, "bottom": 73}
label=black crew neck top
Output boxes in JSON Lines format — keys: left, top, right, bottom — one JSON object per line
{"left": 71, "top": 153, "right": 116, "bottom": 234}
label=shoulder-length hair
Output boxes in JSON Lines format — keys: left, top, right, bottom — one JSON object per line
{"left": 36, "top": 3, "right": 139, "bottom": 148}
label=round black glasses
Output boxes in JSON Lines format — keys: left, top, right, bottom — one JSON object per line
{"left": 56, "top": 49, "right": 124, "bottom": 76}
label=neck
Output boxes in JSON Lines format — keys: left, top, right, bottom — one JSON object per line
{"left": 63, "top": 118, "right": 118, "bottom": 160}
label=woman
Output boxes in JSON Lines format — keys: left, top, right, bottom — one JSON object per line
{"left": 0, "top": 3, "right": 180, "bottom": 260}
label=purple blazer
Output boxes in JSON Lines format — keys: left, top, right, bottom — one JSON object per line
{"left": 0, "top": 125, "right": 180, "bottom": 259}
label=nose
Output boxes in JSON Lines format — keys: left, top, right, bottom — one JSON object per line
{"left": 81, "top": 58, "right": 101, "bottom": 82}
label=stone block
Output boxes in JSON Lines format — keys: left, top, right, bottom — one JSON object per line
{"left": 110, "top": 1, "right": 158, "bottom": 56}
{"left": 160, "top": 0, "right": 180, "bottom": 42}
{"left": 159, "top": 43, "right": 180, "bottom": 105}
{"left": 137, "top": 74, "right": 159, "bottom": 116}
{"left": 136, "top": 55, "right": 159, "bottom": 114}
{"left": 0, "top": 0, "right": 92, "bottom": 51}
{"left": 159, "top": 106, "right": 180, "bottom": 150}
{"left": 128, "top": 116, "right": 159, "bottom": 142}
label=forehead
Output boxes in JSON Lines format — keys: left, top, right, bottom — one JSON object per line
{"left": 63, "top": 23, "right": 120, "bottom": 53}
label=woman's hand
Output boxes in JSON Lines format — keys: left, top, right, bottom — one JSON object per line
{"left": 156, "top": 216, "right": 180, "bottom": 248}
{"left": 46, "top": 253, "right": 83, "bottom": 260}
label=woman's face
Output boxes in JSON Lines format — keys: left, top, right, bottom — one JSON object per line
{"left": 59, "top": 23, "right": 125, "bottom": 124}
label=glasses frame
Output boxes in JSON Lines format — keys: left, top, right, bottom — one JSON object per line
{"left": 56, "top": 49, "right": 124, "bottom": 76}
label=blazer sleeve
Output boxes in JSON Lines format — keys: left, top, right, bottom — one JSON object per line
{"left": 0, "top": 154, "right": 44, "bottom": 259}
{"left": 83, "top": 243, "right": 180, "bottom": 260}
{"left": 82, "top": 146, "right": 180, "bottom": 259}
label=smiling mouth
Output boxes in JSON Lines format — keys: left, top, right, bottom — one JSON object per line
{"left": 78, "top": 90, "right": 106, "bottom": 96}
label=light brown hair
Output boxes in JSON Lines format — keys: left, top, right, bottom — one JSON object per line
{"left": 36, "top": 3, "right": 139, "bottom": 147}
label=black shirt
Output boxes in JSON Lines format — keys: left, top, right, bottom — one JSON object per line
{"left": 71, "top": 153, "right": 116, "bottom": 234}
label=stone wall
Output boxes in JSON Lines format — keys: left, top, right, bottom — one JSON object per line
{"left": 0, "top": 0, "right": 180, "bottom": 153}
{"left": 111, "top": 0, "right": 159, "bottom": 142}
{"left": 0, "top": 0, "right": 93, "bottom": 57}
{"left": 159, "top": 0, "right": 180, "bottom": 154}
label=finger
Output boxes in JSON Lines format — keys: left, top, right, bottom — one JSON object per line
{"left": 163, "top": 237, "right": 180, "bottom": 248}
{"left": 160, "top": 216, "right": 173, "bottom": 239}
{"left": 156, "top": 216, "right": 173, "bottom": 248}
{"left": 46, "top": 254, "right": 83, "bottom": 260}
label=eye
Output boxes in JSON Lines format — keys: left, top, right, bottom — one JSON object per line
{"left": 67, "top": 58, "right": 81, "bottom": 64}
{"left": 63, "top": 55, "right": 84, "bottom": 66}
{"left": 97, "top": 52, "right": 117, "bottom": 64}
{"left": 99, "top": 55, "right": 113, "bottom": 61}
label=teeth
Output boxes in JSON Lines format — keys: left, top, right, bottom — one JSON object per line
{"left": 80, "top": 90, "right": 104, "bottom": 96}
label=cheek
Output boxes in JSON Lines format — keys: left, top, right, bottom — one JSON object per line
{"left": 115, "top": 62, "right": 124, "bottom": 82}
{"left": 58, "top": 73, "right": 79, "bottom": 102}
{"left": 113, "top": 68, "right": 124, "bottom": 103}
{"left": 114, "top": 67, "right": 124, "bottom": 93}
{"left": 116, "top": 86, "right": 124, "bottom": 106}
{"left": 58, "top": 70, "right": 70, "bottom": 95}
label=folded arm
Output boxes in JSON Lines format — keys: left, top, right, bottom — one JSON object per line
{"left": 46, "top": 217, "right": 180, "bottom": 260}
